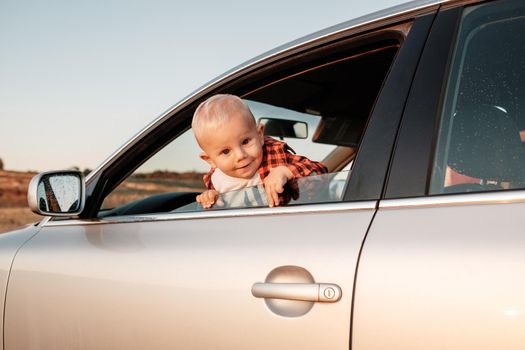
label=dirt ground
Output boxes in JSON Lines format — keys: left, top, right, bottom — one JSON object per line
{"left": 0, "top": 170, "right": 38, "bottom": 233}
{"left": 0, "top": 207, "right": 41, "bottom": 233}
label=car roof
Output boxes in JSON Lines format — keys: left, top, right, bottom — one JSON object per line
{"left": 222, "top": 0, "right": 449, "bottom": 80}
{"left": 87, "top": 0, "right": 454, "bottom": 183}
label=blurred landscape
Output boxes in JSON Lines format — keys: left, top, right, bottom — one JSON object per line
{"left": 102, "top": 170, "right": 205, "bottom": 209}
{"left": 0, "top": 169, "right": 205, "bottom": 233}
{"left": 0, "top": 170, "right": 39, "bottom": 233}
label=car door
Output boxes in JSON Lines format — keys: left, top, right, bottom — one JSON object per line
{"left": 353, "top": 1, "right": 525, "bottom": 349}
{"left": 4, "top": 9, "right": 435, "bottom": 350}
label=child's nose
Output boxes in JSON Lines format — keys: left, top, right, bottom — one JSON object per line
{"left": 234, "top": 147, "right": 247, "bottom": 160}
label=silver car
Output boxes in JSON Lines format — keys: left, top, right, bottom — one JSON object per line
{"left": 3, "top": 0, "right": 525, "bottom": 348}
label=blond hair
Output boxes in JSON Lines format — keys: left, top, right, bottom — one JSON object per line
{"left": 192, "top": 94, "right": 256, "bottom": 147}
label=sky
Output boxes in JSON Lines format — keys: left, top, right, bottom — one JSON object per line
{"left": 0, "top": 0, "right": 407, "bottom": 172}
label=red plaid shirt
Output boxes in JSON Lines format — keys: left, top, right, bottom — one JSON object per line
{"left": 203, "top": 136, "right": 328, "bottom": 192}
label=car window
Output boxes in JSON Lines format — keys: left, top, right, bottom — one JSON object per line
{"left": 430, "top": 0, "right": 525, "bottom": 195}
{"left": 100, "top": 101, "right": 338, "bottom": 212}
{"left": 98, "top": 40, "right": 399, "bottom": 216}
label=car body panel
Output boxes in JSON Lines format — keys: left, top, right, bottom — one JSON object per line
{"left": 0, "top": 225, "right": 42, "bottom": 350}
{"left": 351, "top": 1, "right": 525, "bottom": 348}
{"left": 5, "top": 205, "right": 375, "bottom": 349}
{"left": 353, "top": 193, "right": 525, "bottom": 349}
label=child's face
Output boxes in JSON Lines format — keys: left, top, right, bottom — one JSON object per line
{"left": 199, "top": 111, "right": 265, "bottom": 179}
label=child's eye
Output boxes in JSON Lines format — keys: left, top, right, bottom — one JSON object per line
{"left": 242, "top": 138, "right": 250, "bottom": 145}
{"left": 221, "top": 149, "right": 230, "bottom": 155}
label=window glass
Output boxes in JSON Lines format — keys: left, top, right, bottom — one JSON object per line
{"left": 431, "top": 0, "right": 525, "bottom": 194}
{"left": 174, "top": 171, "right": 349, "bottom": 212}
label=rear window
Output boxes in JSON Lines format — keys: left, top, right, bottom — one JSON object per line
{"left": 430, "top": 0, "right": 525, "bottom": 194}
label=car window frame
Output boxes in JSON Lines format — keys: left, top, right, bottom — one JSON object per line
{"left": 71, "top": 11, "right": 438, "bottom": 220}
{"left": 345, "top": 12, "right": 436, "bottom": 201}
{"left": 384, "top": 5, "right": 464, "bottom": 199}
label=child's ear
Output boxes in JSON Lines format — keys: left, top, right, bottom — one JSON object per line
{"left": 199, "top": 152, "right": 216, "bottom": 168}
{"left": 257, "top": 123, "right": 265, "bottom": 143}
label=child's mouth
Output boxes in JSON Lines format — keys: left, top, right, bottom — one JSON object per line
{"left": 237, "top": 163, "right": 251, "bottom": 170}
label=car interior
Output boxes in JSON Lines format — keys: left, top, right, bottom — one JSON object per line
{"left": 444, "top": 104, "right": 525, "bottom": 193}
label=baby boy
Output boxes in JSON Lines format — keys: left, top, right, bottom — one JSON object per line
{"left": 192, "top": 94, "right": 327, "bottom": 208}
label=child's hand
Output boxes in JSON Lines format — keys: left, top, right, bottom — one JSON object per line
{"left": 196, "top": 190, "right": 220, "bottom": 209}
{"left": 263, "top": 166, "right": 293, "bottom": 207}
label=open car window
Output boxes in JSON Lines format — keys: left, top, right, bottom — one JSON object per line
{"left": 99, "top": 105, "right": 345, "bottom": 218}
{"left": 97, "top": 33, "right": 401, "bottom": 217}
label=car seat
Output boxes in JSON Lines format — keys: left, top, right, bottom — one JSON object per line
{"left": 445, "top": 103, "right": 525, "bottom": 193}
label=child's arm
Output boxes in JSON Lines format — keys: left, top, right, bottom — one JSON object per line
{"left": 263, "top": 166, "right": 293, "bottom": 207}
{"left": 263, "top": 152, "right": 328, "bottom": 207}
{"left": 284, "top": 153, "right": 328, "bottom": 178}
{"left": 196, "top": 189, "right": 220, "bottom": 209}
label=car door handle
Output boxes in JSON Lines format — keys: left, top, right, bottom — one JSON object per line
{"left": 251, "top": 282, "right": 342, "bottom": 302}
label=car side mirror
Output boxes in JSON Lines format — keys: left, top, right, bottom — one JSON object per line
{"left": 259, "top": 118, "right": 308, "bottom": 139}
{"left": 27, "top": 171, "right": 85, "bottom": 216}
